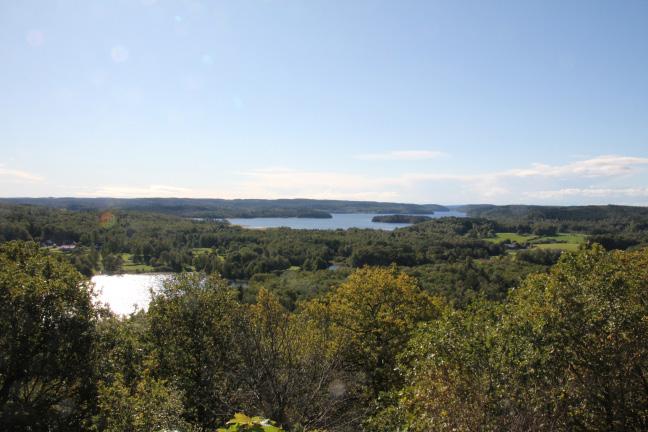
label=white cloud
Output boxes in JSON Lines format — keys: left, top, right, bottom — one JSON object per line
{"left": 230, "top": 154, "right": 648, "bottom": 203}
{"left": 75, "top": 177, "right": 402, "bottom": 202}
{"left": 40, "top": 154, "right": 648, "bottom": 205}
{"left": 240, "top": 168, "right": 398, "bottom": 188}
{"left": 527, "top": 187, "right": 648, "bottom": 199}
{"left": 386, "top": 155, "right": 648, "bottom": 185}
{"left": 77, "top": 184, "right": 193, "bottom": 198}
{"left": 501, "top": 155, "right": 648, "bottom": 178}
{"left": 355, "top": 150, "right": 446, "bottom": 161}
{"left": 235, "top": 168, "right": 405, "bottom": 201}
{"left": 0, "top": 165, "right": 44, "bottom": 182}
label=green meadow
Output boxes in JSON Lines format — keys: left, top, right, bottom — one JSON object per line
{"left": 488, "top": 232, "right": 587, "bottom": 252}
{"left": 120, "top": 253, "right": 155, "bottom": 273}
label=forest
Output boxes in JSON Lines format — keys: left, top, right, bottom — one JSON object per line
{"left": 1, "top": 203, "right": 648, "bottom": 431}
{"left": 0, "top": 198, "right": 448, "bottom": 219}
{"left": 371, "top": 215, "right": 433, "bottom": 223}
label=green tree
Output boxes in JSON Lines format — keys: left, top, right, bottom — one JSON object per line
{"left": 102, "top": 253, "right": 123, "bottom": 274}
{"left": 381, "top": 300, "right": 503, "bottom": 431}
{"left": 93, "top": 365, "right": 189, "bottom": 432}
{"left": 500, "top": 245, "right": 648, "bottom": 430}
{"left": 148, "top": 273, "right": 243, "bottom": 428}
{"left": 306, "top": 267, "right": 444, "bottom": 399}
{"left": 236, "top": 289, "right": 360, "bottom": 431}
{"left": 0, "top": 241, "right": 97, "bottom": 430}
{"left": 390, "top": 246, "right": 648, "bottom": 431}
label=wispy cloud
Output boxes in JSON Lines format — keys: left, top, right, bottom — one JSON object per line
{"left": 48, "top": 154, "right": 648, "bottom": 205}
{"left": 240, "top": 168, "right": 399, "bottom": 188}
{"left": 76, "top": 177, "right": 402, "bottom": 202}
{"left": 355, "top": 150, "right": 446, "bottom": 161}
{"left": 400, "top": 154, "right": 648, "bottom": 189}
{"left": 234, "top": 155, "right": 648, "bottom": 204}
{"left": 501, "top": 155, "right": 648, "bottom": 178}
{"left": 0, "top": 165, "right": 44, "bottom": 182}
{"left": 526, "top": 187, "right": 648, "bottom": 199}
{"left": 236, "top": 168, "right": 404, "bottom": 201}
{"left": 77, "top": 184, "right": 194, "bottom": 198}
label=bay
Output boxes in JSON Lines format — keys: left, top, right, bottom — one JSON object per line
{"left": 226, "top": 211, "right": 466, "bottom": 230}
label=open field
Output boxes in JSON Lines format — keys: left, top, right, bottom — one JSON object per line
{"left": 487, "top": 232, "right": 586, "bottom": 252}
{"left": 120, "top": 253, "right": 155, "bottom": 273}
{"left": 486, "top": 232, "right": 534, "bottom": 243}
{"left": 533, "top": 233, "right": 586, "bottom": 244}
{"left": 533, "top": 242, "right": 582, "bottom": 251}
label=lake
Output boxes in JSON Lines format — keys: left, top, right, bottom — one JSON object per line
{"left": 92, "top": 273, "right": 170, "bottom": 315}
{"left": 93, "top": 211, "right": 467, "bottom": 314}
{"left": 226, "top": 211, "right": 466, "bottom": 230}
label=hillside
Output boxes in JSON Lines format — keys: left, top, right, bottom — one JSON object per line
{"left": 0, "top": 197, "right": 449, "bottom": 218}
{"left": 465, "top": 204, "right": 648, "bottom": 221}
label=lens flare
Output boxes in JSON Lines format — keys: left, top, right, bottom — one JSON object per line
{"left": 110, "top": 45, "right": 129, "bottom": 63}
{"left": 99, "top": 211, "right": 116, "bottom": 228}
{"left": 26, "top": 30, "right": 45, "bottom": 47}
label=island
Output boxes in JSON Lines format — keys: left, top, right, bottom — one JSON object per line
{"left": 295, "top": 210, "right": 333, "bottom": 218}
{"left": 371, "top": 214, "right": 433, "bottom": 224}
{"left": 233, "top": 209, "right": 333, "bottom": 219}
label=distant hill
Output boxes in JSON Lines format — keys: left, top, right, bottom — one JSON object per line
{"left": 465, "top": 204, "right": 648, "bottom": 221}
{"left": 453, "top": 204, "right": 497, "bottom": 213}
{"left": 0, "top": 197, "right": 449, "bottom": 219}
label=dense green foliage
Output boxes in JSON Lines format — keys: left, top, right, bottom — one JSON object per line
{"left": 0, "top": 198, "right": 447, "bottom": 218}
{"left": 370, "top": 215, "right": 432, "bottom": 223}
{"left": 0, "top": 204, "right": 506, "bottom": 287}
{"left": 3, "top": 201, "right": 648, "bottom": 310}
{"left": 0, "top": 240, "right": 647, "bottom": 430}
{"left": 466, "top": 204, "right": 648, "bottom": 249}
{"left": 1, "top": 202, "right": 648, "bottom": 430}
{"left": 0, "top": 242, "right": 97, "bottom": 430}
{"left": 382, "top": 245, "right": 648, "bottom": 431}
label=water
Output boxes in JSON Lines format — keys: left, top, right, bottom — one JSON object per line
{"left": 226, "top": 211, "right": 466, "bottom": 230}
{"left": 92, "top": 273, "right": 170, "bottom": 315}
{"left": 92, "top": 211, "right": 466, "bottom": 314}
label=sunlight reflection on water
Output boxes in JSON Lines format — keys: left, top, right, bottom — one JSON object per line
{"left": 92, "top": 273, "right": 170, "bottom": 315}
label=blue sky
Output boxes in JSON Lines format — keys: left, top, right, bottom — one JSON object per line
{"left": 1, "top": 0, "right": 647, "bottom": 205}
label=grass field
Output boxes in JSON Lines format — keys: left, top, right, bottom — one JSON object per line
{"left": 119, "top": 248, "right": 221, "bottom": 273}
{"left": 486, "top": 232, "right": 534, "bottom": 243}
{"left": 488, "top": 232, "right": 587, "bottom": 252}
{"left": 191, "top": 248, "right": 224, "bottom": 262}
{"left": 120, "top": 253, "right": 155, "bottom": 273}
{"left": 533, "top": 233, "right": 586, "bottom": 244}
{"left": 42, "top": 246, "right": 63, "bottom": 254}
{"left": 533, "top": 242, "right": 582, "bottom": 251}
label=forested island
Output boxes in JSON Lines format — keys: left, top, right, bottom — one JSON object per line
{"left": 371, "top": 214, "right": 433, "bottom": 223}
{"left": 236, "top": 209, "right": 333, "bottom": 219}
{"left": 1, "top": 201, "right": 648, "bottom": 430}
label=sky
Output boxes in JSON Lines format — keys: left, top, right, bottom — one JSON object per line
{"left": 1, "top": 0, "right": 648, "bottom": 205}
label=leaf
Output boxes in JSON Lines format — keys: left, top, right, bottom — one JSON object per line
{"left": 228, "top": 412, "right": 254, "bottom": 426}
{"left": 262, "top": 425, "right": 284, "bottom": 432}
